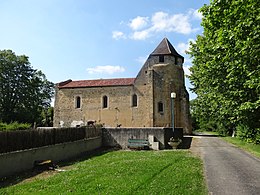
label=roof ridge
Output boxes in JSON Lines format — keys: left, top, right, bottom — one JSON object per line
{"left": 165, "top": 38, "right": 172, "bottom": 54}
{"left": 72, "top": 77, "right": 135, "bottom": 81}
{"left": 58, "top": 77, "right": 135, "bottom": 89}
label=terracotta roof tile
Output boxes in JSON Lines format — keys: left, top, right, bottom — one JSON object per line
{"left": 58, "top": 78, "right": 135, "bottom": 89}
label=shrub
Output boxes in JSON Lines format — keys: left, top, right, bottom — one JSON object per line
{"left": 0, "top": 122, "right": 31, "bottom": 131}
{"left": 0, "top": 122, "right": 6, "bottom": 130}
{"left": 216, "top": 123, "right": 228, "bottom": 136}
{"left": 198, "top": 120, "right": 218, "bottom": 132}
{"left": 236, "top": 124, "right": 260, "bottom": 144}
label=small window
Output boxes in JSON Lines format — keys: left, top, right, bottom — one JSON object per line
{"left": 103, "top": 95, "right": 108, "bottom": 108}
{"left": 76, "top": 96, "right": 81, "bottom": 108}
{"left": 159, "top": 55, "right": 164, "bottom": 63}
{"left": 177, "top": 58, "right": 183, "bottom": 65}
{"left": 158, "top": 102, "right": 164, "bottom": 112}
{"left": 132, "top": 94, "right": 137, "bottom": 107}
{"left": 175, "top": 57, "right": 182, "bottom": 65}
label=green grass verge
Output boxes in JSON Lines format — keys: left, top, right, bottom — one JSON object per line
{"left": 223, "top": 137, "right": 260, "bottom": 158}
{"left": 0, "top": 150, "right": 207, "bottom": 195}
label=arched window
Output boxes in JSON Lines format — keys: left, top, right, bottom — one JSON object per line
{"left": 103, "top": 95, "right": 108, "bottom": 108}
{"left": 132, "top": 94, "right": 137, "bottom": 107}
{"left": 158, "top": 102, "right": 164, "bottom": 113}
{"left": 76, "top": 96, "right": 81, "bottom": 108}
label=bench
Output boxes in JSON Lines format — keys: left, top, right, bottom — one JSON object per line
{"left": 127, "top": 139, "right": 150, "bottom": 150}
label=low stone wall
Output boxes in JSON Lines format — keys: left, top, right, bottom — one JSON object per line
{"left": 0, "top": 137, "right": 102, "bottom": 178}
{"left": 1, "top": 127, "right": 183, "bottom": 177}
{"left": 102, "top": 127, "right": 175, "bottom": 149}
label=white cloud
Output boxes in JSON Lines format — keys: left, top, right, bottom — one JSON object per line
{"left": 150, "top": 12, "right": 193, "bottom": 34}
{"left": 150, "top": 12, "right": 168, "bottom": 31}
{"left": 191, "top": 9, "right": 203, "bottom": 20}
{"left": 130, "top": 30, "right": 151, "bottom": 40}
{"left": 177, "top": 42, "right": 188, "bottom": 54}
{"left": 170, "top": 14, "right": 193, "bottom": 34}
{"left": 129, "top": 16, "right": 149, "bottom": 30}
{"left": 177, "top": 39, "right": 194, "bottom": 54}
{"left": 112, "top": 9, "right": 201, "bottom": 40}
{"left": 129, "top": 11, "right": 195, "bottom": 40}
{"left": 112, "top": 31, "right": 126, "bottom": 40}
{"left": 87, "top": 65, "right": 125, "bottom": 75}
{"left": 183, "top": 65, "right": 191, "bottom": 76}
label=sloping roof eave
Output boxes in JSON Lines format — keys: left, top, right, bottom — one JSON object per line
{"left": 58, "top": 83, "right": 134, "bottom": 89}
{"left": 57, "top": 78, "right": 135, "bottom": 89}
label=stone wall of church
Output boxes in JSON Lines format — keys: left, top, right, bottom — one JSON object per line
{"left": 54, "top": 57, "right": 192, "bottom": 134}
{"left": 54, "top": 82, "right": 154, "bottom": 128}
{"left": 149, "top": 55, "right": 191, "bottom": 134}
{"left": 54, "top": 38, "right": 192, "bottom": 134}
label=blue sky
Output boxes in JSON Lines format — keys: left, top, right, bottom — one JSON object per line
{"left": 0, "top": 0, "right": 209, "bottom": 100}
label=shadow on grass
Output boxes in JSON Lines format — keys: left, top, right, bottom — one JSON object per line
{"left": 0, "top": 147, "right": 119, "bottom": 188}
{"left": 0, "top": 169, "right": 46, "bottom": 189}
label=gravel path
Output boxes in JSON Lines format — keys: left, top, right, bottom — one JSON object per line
{"left": 190, "top": 134, "right": 260, "bottom": 195}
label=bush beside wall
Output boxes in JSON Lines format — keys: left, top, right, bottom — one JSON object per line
{"left": 0, "top": 122, "right": 31, "bottom": 131}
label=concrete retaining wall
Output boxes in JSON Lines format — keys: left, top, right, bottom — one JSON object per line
{"left": 0, "top": 137, "right": 102, "bottom": 178}
{"left": 102, "top": 127, "right": 174, "bottom": 149}
{"left": 1, "top": 127, "right": 183, "bottom": 178}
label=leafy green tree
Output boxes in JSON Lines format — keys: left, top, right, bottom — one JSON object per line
{"left": 188, "top": 0, "right": 260, "bottom": 142}
{"left": 0, "top": 50, "right": 54, "bottom": 124}
{"left": 39, "top": 107, "right": 54, "bottom": 127}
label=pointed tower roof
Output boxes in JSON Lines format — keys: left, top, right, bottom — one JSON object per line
{"left": 150, "top": 37, "right": 184, "bottom": 60}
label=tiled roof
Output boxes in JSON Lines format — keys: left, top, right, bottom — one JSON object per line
{"left": 150, "top": 37, "right": 184, "bottom": 60}
{"left": 58, "top": 78, "right": 135, "bottom": 89}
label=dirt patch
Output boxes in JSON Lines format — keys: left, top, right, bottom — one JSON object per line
{"left": 189, "top": 137, "right": 203, "bottom": 157}
{"left": 21, "top": 164, "right": 74, "bottom": 184}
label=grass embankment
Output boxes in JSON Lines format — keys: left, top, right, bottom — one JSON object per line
{"left": 0, "top": 150, "right": 207, "bottom": 195}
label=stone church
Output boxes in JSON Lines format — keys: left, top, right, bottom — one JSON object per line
{"left": 54, "top": 38, "right": 192, "bottom": 134}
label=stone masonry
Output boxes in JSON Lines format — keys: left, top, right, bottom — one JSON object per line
{"left": 54, "top": 38, "right": 192, "bottom": 134}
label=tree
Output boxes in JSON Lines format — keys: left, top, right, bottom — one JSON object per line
{"left": 0, "top": 50, "right": 54, "bottom": 124}
{"left": 188, "top": 0, "right": 260, "bottom": 142}
{"left": 40, "top": 107, "right": 54, "bottom": 127}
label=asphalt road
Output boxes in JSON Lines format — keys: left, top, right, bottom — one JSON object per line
{"left": 192, "top": 134, "right": 260, "bottom": 195}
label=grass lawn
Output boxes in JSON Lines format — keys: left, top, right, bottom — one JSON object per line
{"left": 223, "top": 137, "right": 260, "bottom": 158}
{"left": 0, "top": 150, "right": 207, "bottom": 195}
